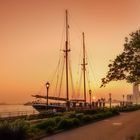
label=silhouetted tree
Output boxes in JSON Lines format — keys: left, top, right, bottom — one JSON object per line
{"left": 101, "top": 29, "right": 140, "bottom": 87}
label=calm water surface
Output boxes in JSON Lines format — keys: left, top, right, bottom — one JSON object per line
{"left": 0, "top": 105, "right": 38, "bottom": 117}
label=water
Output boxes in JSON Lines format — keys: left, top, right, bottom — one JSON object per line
{"left": 106, "top": 102, "right": 120, "bottom": 107}
{"left": 0, "top": 105, "right": 38, "bottom": 118}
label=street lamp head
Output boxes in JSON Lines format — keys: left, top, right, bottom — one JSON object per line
{"left": 46, "top": 82, "right": 50, "bottom": 88}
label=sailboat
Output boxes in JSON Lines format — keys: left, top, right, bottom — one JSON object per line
{"left": 32, "top": 10, "right": 90, "bottom": 112}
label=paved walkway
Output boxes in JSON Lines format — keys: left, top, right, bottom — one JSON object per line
{"left": 41, "top": 110, "right": 140, "bottom": 140}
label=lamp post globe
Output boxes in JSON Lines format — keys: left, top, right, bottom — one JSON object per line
{"left": 46, "top": 82, "right": 50, "bottom": 89}
{"left": 89, "top": 90, "right": 92, "bottom": 108}
{"left": 46, "top": 82, "right": 50, "bottom": 105}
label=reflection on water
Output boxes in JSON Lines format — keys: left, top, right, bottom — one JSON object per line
{"left": 105, "top": 103, "right": 120, "bottom": 107}
{"left": 0, "top": 105, "right": 38, "bottom": 118}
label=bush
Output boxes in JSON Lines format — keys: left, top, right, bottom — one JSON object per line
{"left": 92, "top": 111, "right": 113, "bottom": 120}
{"left": 68, "top": 112, "right": 76, "bottom": 118}
{"left": 109, "top": 107, "right": 120, "bottom": 115}
{"left": 57, "top": 118, "right": 80, "bottom": 129}
{"left": 0, "top": 121, "right": 12, "bottom": 140}
{"left": 0, "top": 120, "right": 29, "bottom": 140}
{"left": 54, "top": 116, "right": 63, "bottom": 124}
{"left": 118, "top": 105, "right": 140, "bottom": 112}
{"left": 57, "top": 119, "right": 69, "bottom": 129}
{"left": 46, "top": 126, "right": 55, "bottom": 134}
{"left": 93, "top": 113, "right": 104, "bottom": 119}
{"left": 75, "top": 113, "right": 84, "bottom": 120}
{"left": 54, "top": 112, "right": 63, "bottom": 117}
{"left": 28, "top": 125, "right": 45, "bottom": 139}
{"left": 28, "top": 126, "right": 40, "bottom": 134}
{"left": 11, "top": 120, "right": 29, "bottom": 139}
{"left": 71, "top": 118, "right": 80, "bottom": 126}
{"left": 35, "top": 118, "right": 56, "bottom": 130}
{"left": 103, "top": 111, "right": 113, "bottom": 118}
{"left": 82, "top": 115, "right": 92, "bottom": 123}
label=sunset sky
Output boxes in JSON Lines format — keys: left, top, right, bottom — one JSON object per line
{"left": 0, "top": 0, "right": 140, "bottom": 103}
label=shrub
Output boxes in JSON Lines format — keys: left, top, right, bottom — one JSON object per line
{"left": 71, "top": 118, "right": 81, "bottom": 126}
{"left": 0, "top": 120, "right": 29, "bottom": 140}
{"left": 57, "top": 118, "right": 80, "bottom": 129}
{"left": 75, "top": 113, "right": 84, "bottom": 120}
{"left": 35, "top": 118, "right": 56, "bottom": 130}
{"left": 11, "top": 119, "right": 29, "bottom": 140}
{"left": 109, "top": 107, "right": 120, "bottom": 115}
{"left": 28, "top": 126, "right": 40, "bottom": 134}
{"left": 94, "top": 113, "right": 104, "bottom": 119}
{"left": 54, "top": 116, "right": 63, "bottom": 124}
{"left": 118, "top": 105, "right": 140, "bottom": 112}
{"left": 0, "top": 121, "right": 12, "bottom": 140}
{"left": 68, "top": 112, "right": 76, "bottom": 118}
{"left": 57, "top": 119, "right": 69, "bottom": 129}
{"left": 103, "top": 111, "right": 113, "bottom": 118}
{"left": 46, "top": 126, "right": 55, "bottom": 134}
{"left": 82, "top": 115, "right": 92, "bottom": 123}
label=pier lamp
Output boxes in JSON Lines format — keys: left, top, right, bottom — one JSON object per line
{"left": 46, "top": 82, "right": 50, "bottom": 105}
{"left": 123, "top": 94, "right": 125, "bottom": 106}
{"left": 130, "top": 95, "right": 132, "bottom": 102}
{"left": 89, "top": 90, "right": 92, "bottom": 108}
{"left": 109, "top": 93, "right": 112, "bottom": 108}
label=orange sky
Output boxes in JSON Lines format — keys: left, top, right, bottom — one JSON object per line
{"left": 0, "top": 0, "right": 140, "bottom": 103}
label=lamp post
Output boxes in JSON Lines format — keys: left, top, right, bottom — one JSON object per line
{"left": 46, "top": 82, "right": 50, "bottom": 106}
{"left": 109, "top": 93, "right": 112, "bottom": 108}
{"left": 130, "top": 95, "right": 132, "bottom": 103}
{"left": 89, "top": 90, "right": 92, "bottom": 108}
{"left": 130, "top": 95, "right": 133, "bottom": 105}
{"left": 123, "top": 94, "right": 125, "bottom": 106}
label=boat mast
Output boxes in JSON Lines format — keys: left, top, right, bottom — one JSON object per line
{"left": 82, "top": 32, "right": 87, "bottom": 105}
{"left": 64, "top": 10, "right": 70, "bottom": 106}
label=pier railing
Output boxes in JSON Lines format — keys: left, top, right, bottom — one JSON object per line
{"left": 0, "top": 110, "right": 38, "bottom": 118}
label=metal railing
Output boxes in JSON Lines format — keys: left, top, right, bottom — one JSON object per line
{"left": 0, "top": 110, "right": 38, "bottom": 118}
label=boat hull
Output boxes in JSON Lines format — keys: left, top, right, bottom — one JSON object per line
{"left": 32, "top": 104, "right": 66, "bottom": 112}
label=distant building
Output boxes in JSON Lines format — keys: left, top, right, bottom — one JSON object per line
{"left": 127, "top": 83, "right": 140, "bottom": 103}
{"left": 133, "top": 83, "right": 140, "bottom": 103}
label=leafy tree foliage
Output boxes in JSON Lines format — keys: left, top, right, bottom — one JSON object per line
{"left": 101, "top": 30, "right": 140, "bottom": 87}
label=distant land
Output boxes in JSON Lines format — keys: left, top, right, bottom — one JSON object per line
{"left": 0, "top": 102, "right": 7, "bottom": 105}
{"left": 0, "top": 102, "right": 25, "bottom": 105}
{"left": 23, "top": 101, "right": 33, "bottom": 106}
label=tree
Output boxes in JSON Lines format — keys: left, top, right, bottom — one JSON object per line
{"left": 101, "top": 29, "right": 140, "bottom": 87}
